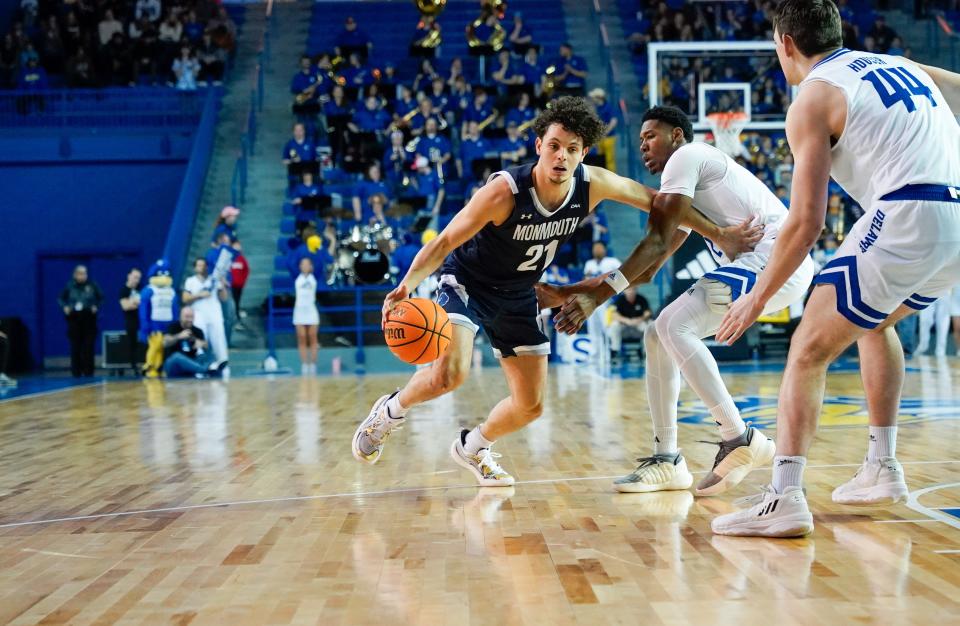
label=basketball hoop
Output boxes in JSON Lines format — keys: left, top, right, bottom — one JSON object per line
{"left": 706, "top": 112, "right": 749, "bottom": 157}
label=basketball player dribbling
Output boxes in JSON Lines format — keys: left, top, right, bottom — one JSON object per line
{"left": 351, "top": 97, "right": 762, "bottom": 486}
{"left": 540, "top": 105, "right": 815, "bottom": 497}
{"left": 709, "top": 0, "right": 960, "bottom": 537}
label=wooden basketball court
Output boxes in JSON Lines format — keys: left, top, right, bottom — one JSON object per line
{"left": 1, "top": 359, "right": 958, "bottom": 624}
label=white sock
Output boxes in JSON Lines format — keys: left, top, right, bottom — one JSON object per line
{"left": 386, "top": 392, "right": 408, "bottom": 420}
{"left": 772, "top": 455, "right": 806, "bottom": 493}
{"left": 710, "top": 399, "right": 747, "bottom": 441}
{"left": 867, "top": 425, "right": 897, "bottom": 461}
{"left": 654, "top": 287, "right": 746, "bottom": 443}
{"left": 301, "top": 364, "right": 308, "bottom": 375}
{"left": 463, "top": 425, "right": 494, "bottom": 456}
{"left": 645, "top": 324, "right": 681, "bottom": 456}
{"left": 653, "top": 427, "right": 678, "bottom": 456}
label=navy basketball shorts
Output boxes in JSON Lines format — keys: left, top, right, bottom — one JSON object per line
{"left": 436, "top": 274, "right": 550, "bottom": 358}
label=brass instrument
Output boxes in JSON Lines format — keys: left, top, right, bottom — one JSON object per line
{"left": 294, "top": 81, "right": 319, "bottom": 105}
{"left": 412, "top": 19, "right": 442, "bottom": 49}
{"left": 413, "top": 0, "right": 446, "bottom": 17}
{"left": 466, "top": 3, "right": 506, "bottom": 52}
{"left": 542, "top": 64, "right": 557, "bottom": 96}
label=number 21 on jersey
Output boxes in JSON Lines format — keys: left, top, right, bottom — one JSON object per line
{"left": 517, "top": 240, "right": 559, "bottom": 272}
{"left": 862, "top": 66, "right": 937, "bottom": 113}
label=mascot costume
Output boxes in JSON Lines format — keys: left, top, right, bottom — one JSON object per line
{"left": 139, "top": 259, "right": 177, "bottom": 378}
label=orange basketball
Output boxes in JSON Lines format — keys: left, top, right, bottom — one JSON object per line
{"left": 384, "top": 298, "right": 452, "bottom": 365}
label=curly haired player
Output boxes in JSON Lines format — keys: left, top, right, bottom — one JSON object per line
{"left": 352, "top": 97, "right": 762, "bottom": 486}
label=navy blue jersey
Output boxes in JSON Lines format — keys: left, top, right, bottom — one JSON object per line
{"left": 444, "top": 162, "right": 591, "bottom": 290}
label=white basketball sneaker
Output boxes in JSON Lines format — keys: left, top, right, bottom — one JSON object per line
{"left": 695, "top": 427, "right": 776, "bottom": 496}
{"left": 352, "top": 392, "right": 404, "bottom": 464}
{"left": 711, "top": 485, "right": 814, "bottom": 538}
{"left": 613, "top": 453, "right": 694, "bottom": 493}
{"left": 831, "top": 457, "right": 908, "bottom": 505}
{"left": 450, "top": 429, "right": 515, "bottom": 487}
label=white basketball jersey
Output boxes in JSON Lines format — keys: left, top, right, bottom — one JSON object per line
{"left": 801, "top": 48, "right": 960, "bottom": 207}
{"left": 658, "top": 141, "right": 788, "bottom": 264}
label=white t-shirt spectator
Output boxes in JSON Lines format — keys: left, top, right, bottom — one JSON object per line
{"left": 159, "top": 20, "right": 183, "bottom": 43}
{"left": 135, "top": 0, "right": 162, "bottom": 23}
{"left": 583, "top": 255, "right": 620, "bottom": 278}
{"left": 183, "top": 275, "right": 223, "bottom": 322}
{"left": 98, "top": 17, "right": 123, "bottom": 46}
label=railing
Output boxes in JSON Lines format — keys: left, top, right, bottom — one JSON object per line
{"left": 267, "top": 285, "right": 389, "bottom": 369}
{"left": 0, "top": 88, "right": 205, "bottom": 128}
{"left": 230, "top": 8, "right": 271, "bottom": 207}
{"left": 590, "top": 0, "right": 673, "bottom": 304}
{"left": 163, "top": 89, "right": 221, "bottom": 281}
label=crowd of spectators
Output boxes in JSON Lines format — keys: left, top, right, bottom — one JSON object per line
{"left": 278, "top": 12, "right": 619, "bottom": 290}
{"left": 1, "top": 0, "right": 236, "bottom": 90}
{"left": 626, "top": 0, "right": 907, "bottom": 122}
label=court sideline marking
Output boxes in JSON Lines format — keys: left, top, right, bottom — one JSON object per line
{"left": 1, "top": 460, "right": 959, "bottom": 530}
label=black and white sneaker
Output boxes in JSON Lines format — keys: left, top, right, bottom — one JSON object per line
{"left": 711, "top": 484, "right": 814, "bottom": 537}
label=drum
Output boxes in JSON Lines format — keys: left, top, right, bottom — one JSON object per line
{"left": 353, "top": 248, "right": 391, "bottom": 284}
{"left": 362, "top": 223, "right": 395, "bottom": 254}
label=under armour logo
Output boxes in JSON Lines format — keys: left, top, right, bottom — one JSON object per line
{"left": 521, "top": 214, "right": 533, "bottom": 220}
{"left": 570, "top": 203, "right": 581, "bottom": 208}
{"left": 949, "top": 186, "right": 959, "bottom": 200}
{"left": 869, "top": 435, "right": 876, "bottom": 441}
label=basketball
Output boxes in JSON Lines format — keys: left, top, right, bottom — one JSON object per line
{"left": 384, "top": 298, "right": 451, "bottom": 364}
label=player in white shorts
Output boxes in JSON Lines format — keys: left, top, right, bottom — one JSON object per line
{"left": 543, "top": 105, "right": 814, "bottom": 497}
{"left": 710, "top": 0, "right": 960, "bottom": 537}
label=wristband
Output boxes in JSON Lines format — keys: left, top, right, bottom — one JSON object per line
{"left": 603, "top": 270, "right": 630, "bottom": 294}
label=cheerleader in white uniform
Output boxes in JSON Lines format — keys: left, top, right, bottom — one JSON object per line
{"left": 293, "top": 257, "right": 320, "bottom": 374}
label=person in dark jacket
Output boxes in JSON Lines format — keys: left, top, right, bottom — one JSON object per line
{"left": 58, "top": 265, "right": 103, "bottom": 377}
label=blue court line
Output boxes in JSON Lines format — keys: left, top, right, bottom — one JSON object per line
{"left": 943, "top": 508, "right": 960, "bottom": 520}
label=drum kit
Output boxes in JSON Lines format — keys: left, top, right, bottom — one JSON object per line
{"left": 328, "top": 222, "right": 394, "bottom": 286}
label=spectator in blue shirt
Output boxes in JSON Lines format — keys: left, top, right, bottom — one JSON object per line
{"left": 415, "top": 118, "right": 452, "bottom": 174}
{"left": 212, "top": 206, "right": 240, "bottom": 244}
{"left": 393, "top": 84, "right": 418, "bottom": 120}
{"left": 520, "top": 47, "right": 545, "bottom": 94}
{"left": 323, "top": 85, "right": 352, "bottom": 118}
{"left": 449, "top": 75, "right": 472, "bottom": 121}
{"left": 349, "top": 95, "right": 391, "bottom": 134}
{"left": 411, "top": 155, "right": 445, "bottom": 219}
{"left": 461, "top": 88, "right": 496, "bottom": 135}
{"left": 553, "top": 42, "right": 588, "bottom": 95}
{"left": 392, "top": 232, "right": 421, "bottom": 282}
{"left": 497, "top": 121, "right": 528, "bottom": 166}
{"left": 508, "top": 12, "right": 533, "bottom": 53}
{"left": 589, "top": 87, "right": 619, "bottom": 170}
{"left": 492, "top": 49, "right": 522, "bottom": 90}
{"left": 291, "top": 55, "right": 326, "bottom": 109}
{"left": 287, "top": 232, "right": 335, "bottom": 282}
{"left": 427, "top": 77, "right": 450, "bottom": 116}
{"left": 292, "top": 172, "right": 324, "bottom": 207}
{"left": 352, "top": 162, "right": 391, "bottom": 224}
{"left": 505, "top": 91, "right": 536, "bottom": 128}
{"left": 409, "top": 98, "right": 443, "bottom": 136}
{"left": 458, "top": 121, "right": 493, "bottom": 180}
{"left": 334, "top": 16, "right": 372, "bottom": 61}
{"left": 340, "top": 52, "right": 374, "bottom": 88}
{"left": 383, "top": 129, "right": 413, "bottom": 184}
{"left": 282, "top": 123, "right": 316, "bottom": 164}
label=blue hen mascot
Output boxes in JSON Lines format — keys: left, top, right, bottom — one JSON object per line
{"left": 139, "top": 259, "right": 178, "bottom": 377}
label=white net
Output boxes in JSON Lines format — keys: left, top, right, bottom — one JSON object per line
{"left": 707, "top": 113, "right": 749, "bottom": 158}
